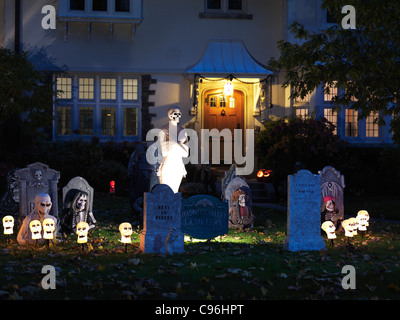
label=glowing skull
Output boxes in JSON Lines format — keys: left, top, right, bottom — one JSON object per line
{"left": 76, "top": 221, "right": 89, "bottom": 243}
{"left": 357, "top": 211, "right": 368, "bottom": 231}
{"left": 43, "top": 218, "right": 56, "bottom": 240}
{"left": 342, "top": 219, "right": 354, "bottom": 237}
{"left": 321, "top": 221, "right": 336, "bottom": 239}
{"left": 119, "top": 222, "right": 133, "bottom": 244}
{"left": 2, "top": 215, "right": 14, "bottom": 235}
{"left": 29, "top": 219, "right": 42, "bottom": 240}
{"left": 358, "top": 210, "right": 369, "bottom": 227}
{"left": 348, "top": 217, "right": 358, "bottom": 236}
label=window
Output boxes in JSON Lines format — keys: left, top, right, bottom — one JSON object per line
{"left": 70, "top": 0, "right": 84, "bottom": 10}
{"left": 295, "top": 108, "right": 309, "bottom": 120}
{"left": 201, "top": 0, "right": 251, "bottom": 19}
{"left": 93, "top": 0, "right": 107, "bottom": 11}
{"left": 324, "top": 82, "right": 338, "bottom": 102}
{"left": 56, "top": 77, "right": 72, "bottom": 100}
{"left": 366, "top": 111, "right": 379, "bottom": 138}
{"left": 220, "top": 95, "right": 226, "bottom": 107}
{"left": 210, "top": 97, "right": 217, "bottom": 107}
{"left": 79, "top": 107, "right": 94, "bottom": 135}
{"left": 345, "top": 109, "right": 358, "bottom": 137}
{"left": 79, "top": 78, "right": 94, "bottom": 100}
{"left": 115, "top": 0, "right": 130, "bottom": 12}
{"left": 101, "top": 107, "right": 116, "bottom": 136}
{"left": 123, "top": 78, "right": 138, "bottom": 100}
{"left": 294, "top": 93, "right": 310, "bottom": 104}
{"left": 206, "top": 0, "right": 243, "bottom": 11}
{"left": 324, "top": 108, "right": 337, "bottom": 135}
{"left": 124, "top": 108, "right": 137, "bottom": 136}
{"left": 101, "top": 78, "right": 116, "bottom": 100}
{"left": 57, "top": 106, "right": 71, "bottom": 135}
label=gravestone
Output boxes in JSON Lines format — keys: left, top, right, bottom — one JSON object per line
{"left": 181, "top": 195, "right": 228, "bottom": 239}
{"left": 62, "top": 176, "right": 94, "bottom": 213}
{"left": 284, "top": 170, "right": 325, "bottom": 252}
{"left": 15, "top": 162, "right": 60, "bottom": 218}
{"left": 221, "top": 164, "right": 237, "bottom": 202}
{"left": 319, "top": 166, "right": 345, "bottom": 221}
{"left": 0, "top": 168, "right": 20, "bottom": 218}
{"left": 140, "top": 184, "right": 184, "bottom": 254}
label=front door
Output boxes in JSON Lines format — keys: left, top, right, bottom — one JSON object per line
{"left": 203, "top": 89, "right": 244, "bottom": 162}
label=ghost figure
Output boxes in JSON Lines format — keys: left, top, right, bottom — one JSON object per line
{"left": 321, "top": 221, "right": 336, "bottom": 239}
{"left": 2, "top": 215, "right": 14, "bottom": 235}
{"left": 76, "top": 221, "right": 89, "bottom": 244}
{"left": 43, "top": 218, "right": 56, "bottom": 240}
{"left": 29, "top": 220, "right": 42, "bottom": 240}
{"left": 342, "top": 219, "right": 354, "bottom": 237}
{"left": 358, "top": 210, "right": 370, "bottom": 227}
{"left": 357, "top": 211, "right": 368, "bottom": 231}
{"left": 157, "top": 106, "right": 189, "bottom": 193}
{"left": 119, "top": 222, "right": 133, "bottom": 244}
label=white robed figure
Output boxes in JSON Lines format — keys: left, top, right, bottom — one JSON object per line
{"left": 157, "top": 106, "right": 189, "bottom": 193}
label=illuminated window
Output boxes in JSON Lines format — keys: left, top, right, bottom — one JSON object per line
{"left": 220, "top": 95, "right": 226, "bottom": 107}
{"left": 56, "top": 77, "right": 72, "bottom": 100}
{"left": 345, "top": 109, "right": 358, "bottom": 137}
{"left": 324, "top": 82, "right": 338, "bottom": 102}
{"left": 366, "top": 111, "right": 379, "bottom": 138}
{"left": 57, "top": 106, "right": 71, "bottom": 135}
{"left": 295, "top": 108, "right": 309, "bottom": 120}
{"left": 123, "top": 78, "right": 138, "bottom": 100}
{"left": 324, "top": 108, "right": 337, "bottom": 135}
{"left": 294, "top": 93, "right": 310, "bottom": 104}
{"left": 79, "top": 107, "right": 94, "bottom": 135}
{"left": 210, "top": 96, "right": 217, "bottom": 107}
{"left": 123, "top": 108, "right": 137, "bottom": 136}
{"left": 79, "top": 78, "right": 94, "bottom": 100}
{"left": 101, "top": 78, "right": 116, "bottom": 100}
{"left": 101, "top": 107, "right": 116, "bottom": 136}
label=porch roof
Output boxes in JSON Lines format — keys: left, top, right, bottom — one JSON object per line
{"left": 186, "top": 40, "right": 272, "bottom": 77}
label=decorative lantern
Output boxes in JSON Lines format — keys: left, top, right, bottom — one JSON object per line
{"left": 357, "top": 211, "right": 368, "bottom": 231}
{"left": 357, "top": 210, "right": 369, "bottom": 227}
{"left": 29, "top": 220, "right": 42, "bottom": 240}
{"left": 342, "top": 219, "right": 354, "bottom": 238}
{"left": 321, "top": 221, "right": 336, "bottom": 239}
{"left": 224, "top": 80, "right": 234, "bottom": 96}
{"left": 119, "top": 222, "right": 133, "bottom": 244}
{"left": 2, "top": 215, "right": 14, "bottom": 235}
{"left": 348, "top": 217, "right": 358, "bottom": 236}
{"left": 109, "top": 181, "right": 116, "bottom": 194}
{"left": 76, "top": 221, "right": 89, "bottom": 244}
{"left": 43, "top": 218, "right": 56, "bottom": 240}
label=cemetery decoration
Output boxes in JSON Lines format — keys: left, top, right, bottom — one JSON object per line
{"left": 0, "top": 168, "right": 20, "bottom": 218}
{"left": 321, "top": 195, "right": 342, "bottom": 230}
{"left": 181, "top": 195, "right": 229, "bottom": 239}
{"left": 224, "top": 176, "right": 252, "bottom": 209}
{"left": 76, "top": 221, "right": 89, "bottom": 244}
{"left": 321, "top": 220, "right": 336, "bottom": 246}
{"left": 17, "top": 193, "right": 58, "bottom": 246}
{"left": 29, "top": 219, "right": 42, "bottom": 240}
{"left": 349, "top": 217, "right": 358, "bottom": 236}
{"left": 342, "top": 219, "right": 354, "bottom": 238}
{"left": 221, "top": 164, "right": 237, "bottom": 202}
{"left": 43, "top": 218, "right": 56, "bottom": 240}
{"left": 140, "top": 184, "right": 184, "bottom": 254}
{"left": 119, "top": 222, "right": 133, "bottom": 253}
{"left": 2, "top": 215, "right": 14, "bottom": 235}
{"left": 61, "top": 177, "right": 96, "bottom": 234}
{"left": 15, "top": 162, "right": 60, "bottom": 219}
{"left": 127, "top": 142, "right": 160, "bottom": 215}
{"left": 165, "top": 227, "right": 179, "bottom": 255}
{"left": 284, "top": 170, "right": 325, "bottom": 252}
{"left": 319, "top": 166, "right": 345, "bottom": 222}
{"left": 358, "top": 210, "right": 370, "bottom": 227}
{"left": 157, "top": 106, "right": 189, "bottom": 193}
{"left": 357, "top": 211, "right": 369, "bottom": 236}
{"left": 228, "top": 188, "right": 254, "bottom": 230}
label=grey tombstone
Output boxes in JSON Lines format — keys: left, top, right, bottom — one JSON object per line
{"left": 284, "top": 170, "right": 325, "bottom": 252}
{"left": 140, "top": 184, "right": 184, "bottom": 254}
{"left": 15, "top": 162, "right": 60, "bottom": 218}
{"left": 319, "top": 166, "right": 345, "bottom": 221}
{"left": 181, "top": 195, "right": 229, "bottom": 239}
{"left": 62, "top": 176, "right": 94, "bottom": 213}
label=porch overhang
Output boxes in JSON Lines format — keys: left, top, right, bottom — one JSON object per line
{"left": 185, "top": 40, "right": 273, "bottom": 78}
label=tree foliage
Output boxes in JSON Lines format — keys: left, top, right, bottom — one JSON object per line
{"left": 267, "top": 0, "right": 400, "bottom": 142}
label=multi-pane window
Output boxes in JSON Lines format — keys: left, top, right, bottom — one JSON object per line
{"left": 366, "top": 111, "right": 379, "bottom": 138}
{"left": 206, "top": 0, "right": 244, "bottom": 12}
{"left": 70, "top": 0, "right": 85, "bottom": 10}
{"left": 294, "top": 93, "right": 310, "bottom": 104}
{"left": 115, "top": 0, "right": 130, "bottom": 11}
{"left": 210, "top": 96, "right": 217, "bottom": 107}
{"left": 123, "top": 78, "right": 138, "bottom": 100}
{"left": 324, "top": 108, "right": 337, "bottom": 135}
{"left": 295, "top": 108, "right": 309, "bottom": 120}
{"left": 93, "top": 0, "right": 107, "bottom": 11}
{"left": 124, "top": 108, "right": 138, "bottom": 136}
{"left": 324, "top": 82, "right": 338, "bottom": 102}
{"left": 101, "top": 107, "right": 116, "bottom": 136}
{"left": 57, "top": 106, "right": 71, "bottom": 135}
{"left": 56, "top": 77, "right": 72, "bottom": 99}
{"left": 79, "top": 107, "right": 94, "bottom": 135}
{"left": 79, "top": 78, "right": 94, "bottom": 100}
{"left": 220, "top": 95, "right": 226, "bottom": 107}
{"left": 101, "top": 78, "right": 116, "bottom": 100}
{"left": 345, "top": 109, "right": 358, "bottom": 137}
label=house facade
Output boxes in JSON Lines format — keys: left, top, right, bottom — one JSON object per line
{"left": 0, "top": 0, "right": 394, "bottom": 161}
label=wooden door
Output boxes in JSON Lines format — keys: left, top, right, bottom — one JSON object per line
{"left": 203, "top": 89, "right": 244, "bottom": 162}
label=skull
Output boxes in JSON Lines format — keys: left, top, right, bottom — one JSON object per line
{"left": 321, "top": 221, "right": 336, "bottom": 239}
{"left": 348, "top": 217, "right": 358, "bottom": 236}
{"left": 43, "top": 218, "right": 56, "bottom": 240}
{"left": 119, "top": 222, "right": 133, "bottom": 244}
{"left": 76, "top": 221, "right": 89, "bottom": 243}
{"left": 238, "top": 194, "right": 246, "bottom": 207}
{"left": 35, "top": 193, "right": 52, "bottom": 216}
{"left": 342, "top": 219, "right": 354, "bottom": 237}
{"left": 357, "top": 211, "right": 368, "bottom": 231}
{"left": 33, "top": 170, "right": 43, "bottom": 181}
{"left": 29, "top": 219, "right": 42, "bottom": 240}
{"left": 358, "top": 210, "right": 369, "bottom": 227}
{"left": 2, "top": 215, "right": 14, "bottom": 235}
{"left": 167, "top": 107, "right": 182, "bottom": 122}
{"left": 76, "top": 194, "right": 88, "bottom": 211}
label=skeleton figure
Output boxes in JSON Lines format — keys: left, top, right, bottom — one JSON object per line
{"left": 228, "top": 188, "right": 254, "bottom": 230}
{"left": 29, "top": 220, "right": 42, "bottom": 240}
{"left": 60, "top": 191, "right": 96, "bottom": 234}
{"left": 321, "top": 195, "right": 342, "bottom": 230}
{"left": 17, "top": 193, "right": 58, "bottom": 245}
{"left": 342, "top": 219, "right": 354, "bottom": 237}
{"left": 321, "top": 221, "right": 337, "bottom": 239}
{"left": 76, "top": 221, "right": 89, "bottom": 244}
{"left": 119, "top": 222, "right": 133, "bottom": 244}
{"left": 157, "top": 106, "right": 189, "bottom": 193}
{"left": 2, "top": 215, "right": 14, "bottom": 235}
{"left": 43, "top": 218, "right": 56, "bottom": 240}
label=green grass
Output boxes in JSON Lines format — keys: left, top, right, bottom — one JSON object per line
{"left": 1, "top": 194, "right": 400, "bottom": 300}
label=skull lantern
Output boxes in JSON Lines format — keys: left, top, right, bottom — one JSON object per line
{"left": 2, "top": 215, "right": 14, "bottom": 235}
{"left": 321, "top": 221, "right": 336, "bottom": 239}
{"left": 35, "top": 193, "right": 52, "bottom": 216}
{"left": 76, "top": 221, "right": 89, "bottom": 243}
{"left": 119, "top": 222, "right": 133, "bottom": 244}
{"left": 29, "top": 219, "right": 42, "bottom": 240}
{"left": 357, "top": 211, "right": 368, "bottom": 231}
{"left": 342, "top": 219, "right": 354, "bottom": 237}
{"left": 167, "top": 107, "right": 182, "bottom": 123}
{"left": 348, "top": 217, "right": 358, "bottom": 236}
{"left": 358, "top": 210, "right": 369, "bottom": 227}
{"left": 43, "top": 218, "right": 56, "bottom": 240}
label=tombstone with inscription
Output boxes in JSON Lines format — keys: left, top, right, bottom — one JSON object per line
{"left": 140, "top": 184, "right": 184, "bottom": 254}
{"left": 15, "top": 162, "right": 60, "bottom": 219}
{"left": 284, "top": 170, "right": 325, "bottom": 252}
{"left": 319, "top": 166, "right": 345, "bottom": 222}
{"left": 181, "top": 195, "right": 229, "bottom": 239}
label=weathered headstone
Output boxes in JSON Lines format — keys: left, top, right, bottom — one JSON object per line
{"left": 140, "top": 184, "right": 184, "bottom": 254}
{"left": 15, "top": 162, "right": 60, "bottom": 218}
{"left": 62, "top": 176, "right": 94, "bottom": 213}
{"left": 181, "top": 195, "right": 229, "bottom": 239}
{"left": 319, "top": 166, "right": 345, "bottom": 221}
{"left": 284, "top": 170, "right": 325, "bottom": 251}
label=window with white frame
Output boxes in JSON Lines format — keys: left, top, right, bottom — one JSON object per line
{"left": 345, "top": 109, "right": 358, "bottom": 137}
{"left": 324, "top": 82, "right": 338, "bottom": 102}
{"left": 101, "top": 107, "right": 116, "bottom": 136}
{"left": 101, "top": 78, "right": 117, "bottom": 100}
{"left": 79, "top": 77, "right": 94, "bottom": 100}
{"left": 201, "top": 0, "right": 251, "bottom": 18}
{"left": 123, "top": 108, "right": 138, "bottom": 136}
{"left": 324, "top": 108, "right": 338, "bottom": 135}
{"left": 366, "top": 111, "right": 379, "bottom": 138}
{"left": 295, "top": 108, "right": 309, "bottom": 120}
{"left": 56, "top": 77, "right": 72, "bottom": 100}
{"left": 123, "top": 78, "right": 138, "bottom": 101}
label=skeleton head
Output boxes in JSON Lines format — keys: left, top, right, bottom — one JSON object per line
{"left": 167, "top": 107, "right": 182, "bottom": 123}
{"left": 323, "top": 196, "right": 335, "bottom": 212}
{"left": 358, "top": 210, "right": 369, "bottom": 227}
{"left": 33, "top": 170, "right": 43, "bottom": 181}
{"left": 321, "top": 221, "right": 336, "bottom": 239}
{"left": 2, "top": 215, "right": 14, "bottom": 235}
{"left": 43, "top": 218, "right": 56, "bottom": 240}
{"left": 76, "top": 221, "right": 89, "bottom": 243}
{"left": 357, "top": 211, "right": 368, "bottom": 231}
{"left": 348, "top": 217, "right": 358, "bottom": 235}
{"left": 342, "top": 219, "right": 354, "bottom": 237}
{"left": 35, "top": 193, "right": 52, "bottom": 217}
{"left": 75, "top": 193, "right": 88, "bottom": 211}
{"left": 119, "top": 222, "right": 133, "bottom": 244}
{"left": 29, "top": 219, "right": 42, "bottom": 240}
